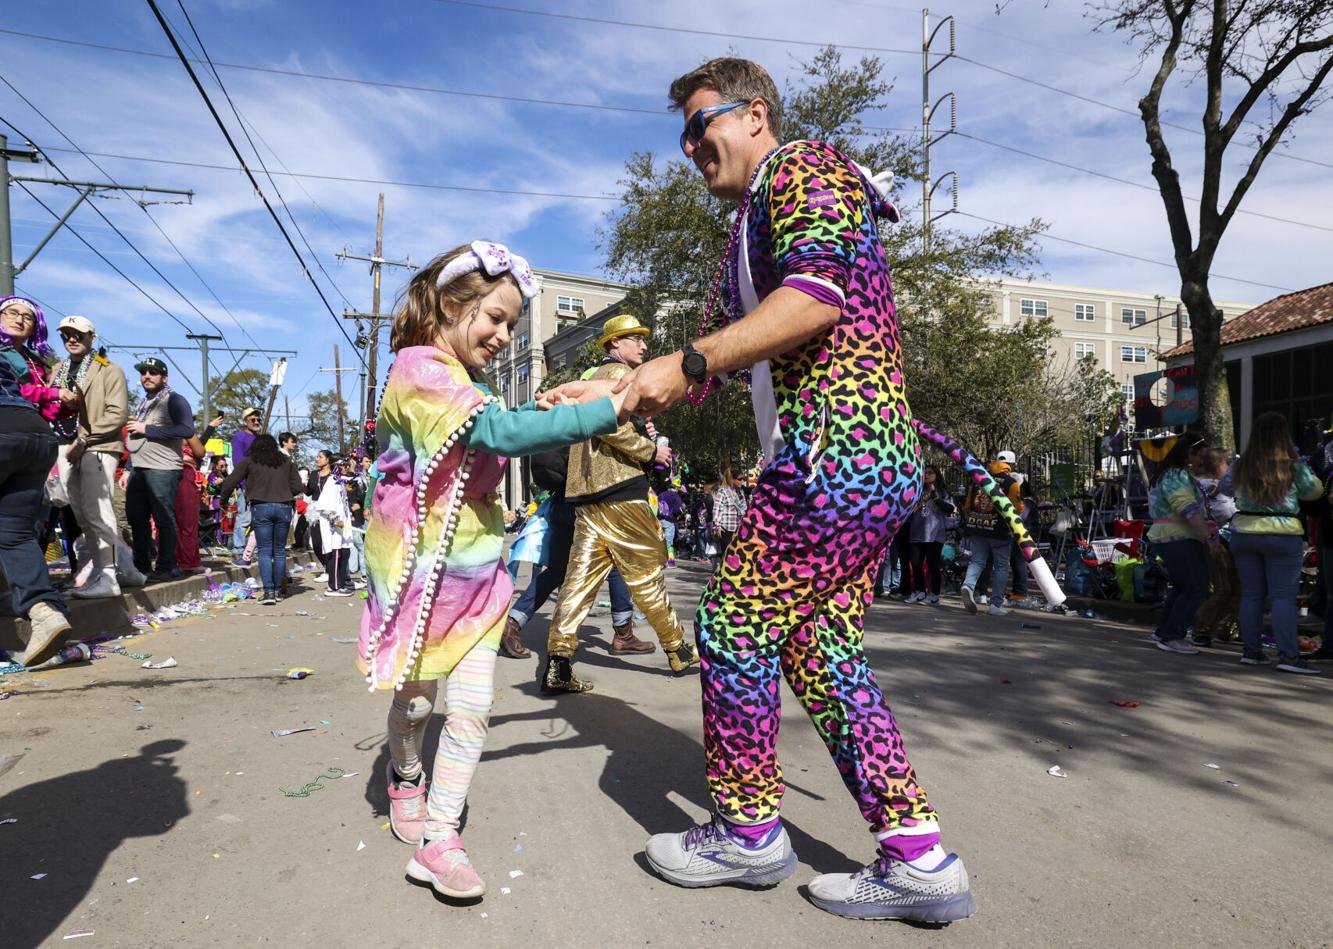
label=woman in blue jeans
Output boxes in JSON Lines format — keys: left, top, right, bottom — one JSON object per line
{"left": 1146, "top": 433, "right": 1212, "bottom": 655}
{"left": 216, "top": 433, "right": 303, "bottom": 605}
{"left": 1224, "top": 412, "right": 1323, "bottom": 675}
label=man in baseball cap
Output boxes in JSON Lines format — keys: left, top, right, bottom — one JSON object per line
{"left": 126, "top": 354, "right": 195, "bottom": 581}
{"left": 52, "top": 316, "right": 130, "bottom": 597}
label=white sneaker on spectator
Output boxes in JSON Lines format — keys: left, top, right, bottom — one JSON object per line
{"left": 925, "top": 594, "right": 940, "bottom": 605}
{"left": 986, "top": 604, "right": 1009, "bottom": 616}
{"left": 905, "top": 592, "right": 924, "bottom": 604}
{"left": 73, "top": 575, "right": 121, "bottom": 599}
{"left": 1156, "top": 638, "right": 1199, "bottom": 655}
{"left": 117, "top": 561, "right": 147, "bottom": 589}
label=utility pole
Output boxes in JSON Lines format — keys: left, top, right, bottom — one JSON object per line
{"left": 1, "top": 133, "right": 41, "bottom": 296}
{"left": 2, "top": 133, "right": 194, "bottom": 295}
{"left": 320, "top": 344, "right": 356, "bottom": 454}
{"left": 284, "top": 394, "right": 292, "bottom": 433}
{"left": 922, "top": 9, "right": 959, "bottom": 253}
{"left": 337, "top": 193, "right": 411, "bottom": 428}
{"left": 185, "top": 333, "right": 223, "bottom": 423}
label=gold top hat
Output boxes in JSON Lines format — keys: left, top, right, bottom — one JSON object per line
{"left": 597, "top": 313, "right": 650, "bottom": 348}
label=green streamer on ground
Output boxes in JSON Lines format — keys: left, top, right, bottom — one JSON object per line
{"left": 279, "top": 767, "right": 348, "bottom": 798}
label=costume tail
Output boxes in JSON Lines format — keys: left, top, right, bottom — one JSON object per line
{"left": 911, "top": 419, "right": 1066, "bottom": 608}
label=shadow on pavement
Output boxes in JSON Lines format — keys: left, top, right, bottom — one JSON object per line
{"left": 486, "top": 685, "right": 862, "bottom": 874}
{"left": 0, "top": 739, "right": 190, "bottom": 949}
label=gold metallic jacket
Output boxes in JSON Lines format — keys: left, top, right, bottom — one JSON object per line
{"left": 564, "top": 361, "right": 656, "bottom": 502}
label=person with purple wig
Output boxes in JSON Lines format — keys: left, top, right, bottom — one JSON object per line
{"left": 0, "top": 295, "right": 76, "bottom": 666}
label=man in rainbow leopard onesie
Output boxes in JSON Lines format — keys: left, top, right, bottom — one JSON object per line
{"left": 625, "top": 58, "right": 975, "bottom": 924}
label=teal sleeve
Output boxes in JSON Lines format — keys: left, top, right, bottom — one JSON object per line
{"left": 463, "top": 398, "right": 618, "bottom": 456}
{"left": 1295, "top": 461, "right": 1323, "bottom": 501}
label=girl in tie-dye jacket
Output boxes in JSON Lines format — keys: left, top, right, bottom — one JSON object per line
{"left": 356, "top": 242, "right": 623, "bottom": 901}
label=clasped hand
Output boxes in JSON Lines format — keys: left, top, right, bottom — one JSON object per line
{"left": 535, "top": 353, "right": 700, "bottom": 420}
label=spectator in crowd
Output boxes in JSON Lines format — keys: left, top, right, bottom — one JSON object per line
{"left": 1145, "top": 433, "right": 1211, "bottom": 655}
{"left": 905, "top": 465, "right": 953, "bottom": 605}
{"left": 710, "top": 466, "right": 745, "bottom": 564}
{"left": 307, "top": 449, "right": 354, "bottom": 596}
{"left": 657, "top": 479, "right": 682, "bottom": 565}
{"left": 1008, "top": 479, "right": 1039, "bottom": 600}
{"left": 279, "top": 431, "right": 298, "bottom": 457}
{"left": 124, "top": 357, "right": 194, "bottom": 582}
{"left": 51, "top": 314, "right": 128, "bottom": 599}
{"left": 230, "top": 406, "right": 264, "bottom": 566}
{"left": 1226, "top": 412, "right": 1323, "bottom": 674}
{"left": 1191, "top": 447, "right": 1240, "bottom": 646}
{"left": 346, "top": 476, "right": 367, "bottom": 584}
{"left": 173, "top": 415, "right": 219, "bottom": 573}
{"left": 216, "top": 433, "right": 303, "bottom": 605}
{"left": 0, "top": 295, "right": 73, "bottom": 665}
{"left": 960, "top": 449, "right": 1023, "bottom": 616}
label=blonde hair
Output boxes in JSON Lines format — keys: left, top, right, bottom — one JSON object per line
{"left": 1232, "top": 412, "right": 1298, "bottom": 506}
{"left": 390, "top": 244, "right": 521, "bottom": 353}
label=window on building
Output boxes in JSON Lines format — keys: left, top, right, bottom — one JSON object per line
{"left": 515, "top": 331, "right": 530, "bottom": 351}
{"left": 1121, "top": 307, "right": 1147, "bottom": 325}
{"left": 500, "top": 375, "right": 510, "bottom": 393}
{"left": 1170, "top": 310, "right": 1191, "bottom": 329}
{"left": 556, "top": 295, "right": 585, "bottom": 314}
{"left": 1121, "top": 382, "right": 1135, "bottom": 403}
{"left": 1120, "top": 345, "right": 1147, "bottom": 363}
{"left": 1074, "top": 342, "right": 1097, "bottom": 360}
{"left": 517, "top": 365, "right": 529, "bottom": 383}
{"left": 1074, "top": 303, "right": 1096, "bottom": 322}
{"left": 1019, "top": 298, "right": 1048, "bottom": 317}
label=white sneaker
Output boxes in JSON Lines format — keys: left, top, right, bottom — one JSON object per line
{"left": 22, "top": 602, "right": 71, "bottom": 667}
{"left": 808, "top": 851, "right": 976, "bottom": 922}
{"left": 313, "top": 572, "right": 328, "bottom": 583}
{"left": 325, "top": 588, "right": 353, "bottom": 598}
{"left": 987, "top": 604, "right": 1009, "bottom": 616}
{"left": 960, "top": 587, "right": 977, "bottom": 614}
{"left": 73, "top": 575, "right": 121, "bottom": 599}
{"left": 905, "top": 592, "right": 924, "bottom": 604}
{"left": 925, "top": 594, "right": 940, "bottom": 605}
{"left": 1156, "top": 638, "right": 1200, "bottom": 655}
{"left": 645, "top": 816, "right": 797, "bottom": 888}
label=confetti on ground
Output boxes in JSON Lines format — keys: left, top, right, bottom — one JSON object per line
{"left": 1046, "top": 765, "right": 1068, "bottom": 778}
{"left": 1204, "top": 763, "right": 1221, "bottom": 770}
{"left": 141, "top": 657, "right": 177, "bottom": 669}
{"left": 271, "top": 727, "right": 316, "bottom": 738}
{"left": 31, "top": 873, "right": 47, "bottom": 879}
{"left": 1224, "top": 780, "right": 1240, "bottom": 788}
{"left": 127, "top": 877, "right": 139, "bottom": 884}
{"left": 1108, "top": 700, "right": 1140, "bottom": 708}
{"left": 508, "top": 870, "right": 524, "bottom": 879}
{"left": 501, "top": 887, "right": 511, "bottom": 895}
{"left": 0, "top": 817, "right": 17, "bottom": 825}
{"left": 62, "top": 931, "right": 95, "bottom": 940}
{"left": 512, "top": 843, "right": 523, "bottom": 853}
{"left": 279, "top": 767, "right": 348, "bottom": 798}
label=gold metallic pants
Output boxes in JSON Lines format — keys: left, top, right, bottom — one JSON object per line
{"left": 547, "top": 499, "right": 685, "bottom": 658}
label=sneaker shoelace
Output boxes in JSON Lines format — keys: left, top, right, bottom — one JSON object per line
{"left": 683, "top": 818, "right": 726, "bottom": 850}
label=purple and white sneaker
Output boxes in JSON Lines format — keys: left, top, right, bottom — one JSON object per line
{"left": 645, "top": 816, "right": 796, "bottom": 888}
{"left": 808, "top": 851, "right": 976, "bottom": 922}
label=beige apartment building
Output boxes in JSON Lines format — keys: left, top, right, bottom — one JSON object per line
{"left": 485, "top": 270, "right": 1251, "bottom": 508}
{"left": 978, "top": 278, "right": 1252, "bottom": 404}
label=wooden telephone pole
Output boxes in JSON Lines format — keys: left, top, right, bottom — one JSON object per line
{"left": 337, "top": 193, "right": 412, "bottom": 429}
{"left": 320, "top": 344, "right": 356, "bottom": 454}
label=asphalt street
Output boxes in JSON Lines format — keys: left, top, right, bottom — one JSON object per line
{"left": 1, "top": 563, "right": 1330, "bottom": 948}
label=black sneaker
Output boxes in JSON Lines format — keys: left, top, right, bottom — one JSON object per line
{"left": 1239, "top": 651, "right": 1269, "bottom": 666}
{"left": 1189, "top": 633, "right": 1213, "bottom": 648}
{"left": 1276, "top": 655, "right": 1321, "bottom": 675}
{"left": 147, "top": 568, "right": 182, "bottom": 583}
{"left": 540, "top": 655, "right": 593, "bottom": 694}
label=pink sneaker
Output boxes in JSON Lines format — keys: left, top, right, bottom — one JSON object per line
{"left": 405, "top": 833, "right": 485, "bottom": 899}
{"left": 386, "top": 762, "right": 428, "bottom": 845}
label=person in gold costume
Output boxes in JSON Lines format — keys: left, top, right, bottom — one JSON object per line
{"left": 540, "top": 314, "right": 701, "bottom": 693}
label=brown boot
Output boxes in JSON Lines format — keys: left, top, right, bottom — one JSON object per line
{"left": 499, "top": 616, "right": 530, "bottom": 659}
{"left": 610, "top": 622, "right": 655, "bottom": 654}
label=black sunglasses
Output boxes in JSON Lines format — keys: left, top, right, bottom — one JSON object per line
{"left": 679, "top": 100, "right": 750, "bottom": 153}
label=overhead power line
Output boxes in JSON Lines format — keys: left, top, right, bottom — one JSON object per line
{"left": 144, "top": 0, "right": 365, "bottom": 369}
{"left": 956, "top": 211, "right": 1294, "bottom": 293}
{"left": 953, "top": 130, "right": 1333, "bottom": 234}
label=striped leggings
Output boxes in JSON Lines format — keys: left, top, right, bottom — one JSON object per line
{"left": 386, "top": 643, "right": 497, "bottom": 838}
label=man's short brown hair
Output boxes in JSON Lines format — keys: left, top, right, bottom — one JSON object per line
{"left": 667, "top": 58, "right": 783, "bottom": 142}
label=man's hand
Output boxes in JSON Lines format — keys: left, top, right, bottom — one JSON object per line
{"left": 611, "top": 353, "right": 688, "bottom": 416}
{"left": 654, "top": 444, "right": 673, "bottom": 467}
{"left": 66, "top": 441, "right": 86, "bottom": 464}
{"left": 117, "top": 469, "right": 130, "bottom": 491}
{"left": 209, "top": 413, "right": 224, "bottom": 430}
{"left": 535, "top": 378, "right": 620, "bottom": 410}
{"left": 126, "top": 420, "right": 147, "bottom": 436}
{"left": 58, "top": 388, "right": 80, "bottom": 406}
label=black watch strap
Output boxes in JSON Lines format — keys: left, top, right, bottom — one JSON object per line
{"left": 681, "top": 342, "right": 708, "bottom": 384}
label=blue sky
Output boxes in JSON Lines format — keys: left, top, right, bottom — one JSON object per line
{"left": 2, "top": 0, "right": 1330, "bottom": 420}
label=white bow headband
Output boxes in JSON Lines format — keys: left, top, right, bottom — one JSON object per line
{"left": 436, "top": 240, "right": 541, "bottom": 299}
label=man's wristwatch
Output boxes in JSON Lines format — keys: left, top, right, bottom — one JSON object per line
{"left": 681, "top": 342, "right": 708, "bottom": 385}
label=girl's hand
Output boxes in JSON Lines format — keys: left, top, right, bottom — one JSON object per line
{"left": 59, "top": 388, "right": 79, "bottom": 406}
{"left": 609, "top": 383, "right": 641, "bottom": 422}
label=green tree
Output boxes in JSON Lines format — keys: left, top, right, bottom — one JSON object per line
{"left": 302, "top": 388, "right": 352, "bottom": 457}
{"left": 1095, "top": 1, "right": 1333, "bottom": 449}
{"left": 602, "top": 46, "right": 1068, "bottom": 478}
{"left": 206, "top": 368, "right": 269, "bottom": 430}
